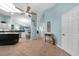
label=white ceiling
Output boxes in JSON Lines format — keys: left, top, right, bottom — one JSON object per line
{"left": 13, "top": 3, "right": 56, "bottom": 21}
{"left": 0, "top": 3, "right": 56, "bottom": 24}
{"left": 0, "top": 3, "right": 55, "bottom": 15}
{"left": 14, "top": 3, "right": 55, "bottom": 13}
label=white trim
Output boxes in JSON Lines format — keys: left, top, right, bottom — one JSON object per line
{"left": 57, "top": 44, "right": 72, "bottom": 56}
{"left": 56, "top": 44, "right": 62, "bottom": 49}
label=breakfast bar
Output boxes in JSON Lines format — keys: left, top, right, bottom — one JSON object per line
{"left": 0, "top": 30, "right": 24, "bottom": 45}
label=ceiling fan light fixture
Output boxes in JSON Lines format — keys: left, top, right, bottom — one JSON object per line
{"left": 25, "top": 13, "right": 29, "bottom": 15}
{"left": 15, "top": 3, "right": 36, "bottom": 16}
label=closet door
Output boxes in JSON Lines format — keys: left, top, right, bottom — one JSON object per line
{"left": 61, "top": 5, "right": 79, "bottom": 55}
{"left": 61, "top": 11, "right": 73, "bottom": 55}
{"left": 72, "top": 8, "right": 79, "bottom": 56}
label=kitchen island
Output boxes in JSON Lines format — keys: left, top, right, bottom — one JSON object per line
{"left": 0, "top": 30, "right": 24, "bottom": 45}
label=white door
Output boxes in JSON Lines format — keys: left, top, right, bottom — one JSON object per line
{"left": 61, "top": 11, "right": 73, "bottom": 55}
{"left": 61, "top": 5, "right": 79, "bottom": 56}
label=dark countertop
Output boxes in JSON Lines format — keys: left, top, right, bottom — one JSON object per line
{"left": 0, "top": 30, "right": 25, "bottom": 32}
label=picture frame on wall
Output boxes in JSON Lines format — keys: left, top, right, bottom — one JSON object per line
{"left": 47, "top": 21, "right": 51, "bottom": 32}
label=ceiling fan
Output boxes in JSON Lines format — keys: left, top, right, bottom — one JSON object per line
{"left": 15, "top": 3, "right": 37, "bottom": 17}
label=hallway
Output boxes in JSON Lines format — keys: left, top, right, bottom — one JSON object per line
{"left": 0, "top": 38, "right": 70, "bottom": 56}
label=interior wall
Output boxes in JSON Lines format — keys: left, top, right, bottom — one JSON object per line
{"left": 0, "top": 15, "right": 11, "bottom": 30}
{"left": 10, "top": 15, "right": 31, "bottom": 30}
{"left": 40, "top": 3, "right": 79, "bottom": 46}
{"left": 0, "top": 14, "right": 31, "bottom": 30}
{"left": 0, "top": 15, "right": 10, "bottom": 23}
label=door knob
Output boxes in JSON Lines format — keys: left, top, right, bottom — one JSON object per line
{"left": 62, "top": 34, "right": 65, "bottom": 36}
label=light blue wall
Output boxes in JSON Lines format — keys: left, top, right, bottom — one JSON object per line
{"left": 0, "top": 15, "right": 37, "bottom": 39}
{"left": 40, "top": 3, "right": 79, "bottom": 46}
{"left": 0, "top": 15, "right": 10, "bottom": 23}
{"left": 0, "top": 15, "right": 25, "bottom": 30}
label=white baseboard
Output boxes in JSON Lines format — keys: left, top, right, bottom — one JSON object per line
{"left": 56, "top": 44, "right": 62, "bottom": 49}
{"left": 56, "top": 44, "right": 72, "bottom": 56}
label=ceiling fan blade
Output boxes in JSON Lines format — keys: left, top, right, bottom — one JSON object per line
{"left": 26, "top": 6, "right": 31, "bottom": 12}
{"left": 20, "top": 13, "right": 25, "bottom": 15}
{"left": 29, "top": 11, "right": 37, "bottom": 15}
{"left": 15, "top": 7, "right": 24, "bottom": 12}
{"left": 28, "top": 14, "right": 32, "bottom": 17}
